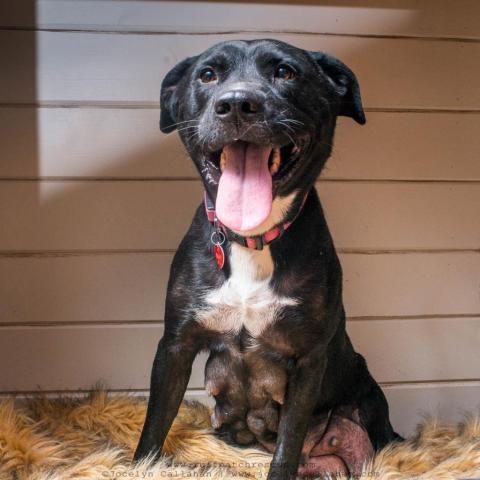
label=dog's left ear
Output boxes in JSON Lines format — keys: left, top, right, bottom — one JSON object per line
{"left": 310, "top": 52, "right": 366, "bottom": 125}
{"left": 160, "top": 55, "right": 199, "bottom": 133}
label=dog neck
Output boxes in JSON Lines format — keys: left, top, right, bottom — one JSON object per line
{"left": 204, "top": 190, "right": 307, "bottom": 252}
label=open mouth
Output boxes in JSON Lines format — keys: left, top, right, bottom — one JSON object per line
{"left": 210, "top": 141, "right": 304, "bottom": 179}
{"left": 208, "top": 140, "right": 306, "bottom": 233}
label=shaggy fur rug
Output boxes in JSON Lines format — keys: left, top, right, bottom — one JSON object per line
{"left": 0, "top": 392, "right": 479, "bottom": 480}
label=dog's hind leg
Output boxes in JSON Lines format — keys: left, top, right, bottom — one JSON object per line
{"left": 350, "top": 354, "right": 403, "bottom": 449}
{"left": 358, "top": 381, "right": 403, "bottom": 448}
{"left": 295, "top": 365, "right": 402, "bottom": 479}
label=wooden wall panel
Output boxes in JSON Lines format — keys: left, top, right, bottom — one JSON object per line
{"left": 0, "top": 181, "right": 478, "bottom": 251}
{"left": 0, "top": 324, "right": 209, "bottom": 392}
{"left": 1, "top": 253, "right": 478, "bottom": 325}
{"left": 0, "top": 319, "right": 478, "bottom": 393}
{"left": 341, "top": 253, "right": 480, "bottom": 317}
{"left": 1, "top": 109, "right": 479, "bottom": 181}
{"left": 2, "top": 1, "right": 479, "bottom": 39}
{"left": 384, "top": 383, "right": 480, "bottom": 437}
{"left": 1, "top": 31, "right": 479, "bottom": 109}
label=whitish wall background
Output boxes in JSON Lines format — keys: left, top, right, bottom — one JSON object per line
{"left": 0, "top": 0, "right": 479, "bottom": 437}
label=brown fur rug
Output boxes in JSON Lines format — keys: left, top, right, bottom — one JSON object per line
{"left": 0, "top": 391, "right": 479, "bottom": 480}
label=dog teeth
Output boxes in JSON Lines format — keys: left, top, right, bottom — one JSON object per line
{"left": 220, "top": 150, "right": 227, "bottom": 172}
{"left": 269, "top": 147, "right": 281, "bottom": 175}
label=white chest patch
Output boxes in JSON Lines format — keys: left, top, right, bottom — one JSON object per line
{"left": 196, "top": 243, "right": 297, "bottom": 337}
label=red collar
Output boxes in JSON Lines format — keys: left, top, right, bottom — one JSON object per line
{"left": 204, "top": 191, "right": 308, "bottom": 252}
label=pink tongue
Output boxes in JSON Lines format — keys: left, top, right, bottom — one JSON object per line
{"left": 216, "top": 142, "right": 273, "bottom": 232}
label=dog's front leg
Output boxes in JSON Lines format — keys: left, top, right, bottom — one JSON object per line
{"left": 267, "top": 348, "right": 327, "bottom": 480}
{"left": 134, "top": 334, "right": 199, "bottom": 462}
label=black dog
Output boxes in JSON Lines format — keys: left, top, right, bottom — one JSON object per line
{"left": 134, "top": 39, "right": 400, "bottom": 479}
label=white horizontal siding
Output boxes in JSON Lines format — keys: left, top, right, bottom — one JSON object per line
{"left": 0, "top": 319, "right": 478, "bottom": 392}
{"left": 1, "top": 0, "right": 479, "bottom": 39}
{"left": 1, "top": 109, "right": 479, "bottom": 181}
{"left": 0, "top": 31, "right": 479, "bottom": 108}
{"left": 0, "top": 181, "right": 479, "bottom": 251}
{"left": 1, "top": 253, "right": 479, "bottom": 325}
{"left": 385, "top": 382, "right": 480, "bottom": 437}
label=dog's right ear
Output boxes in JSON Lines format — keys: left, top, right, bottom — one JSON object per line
{"left": 160, "top": 55, "right": 199, "bottom": 133}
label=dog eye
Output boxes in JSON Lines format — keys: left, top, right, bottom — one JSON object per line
{"left": 200, "top": 68, "right": 218, "bottom": 83}
{"left": 275, "top": 65, "right": 296, "bottom": 81}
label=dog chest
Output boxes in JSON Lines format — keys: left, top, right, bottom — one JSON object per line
{"left": 196, "top": 244, "right": 297, "bottom": 337}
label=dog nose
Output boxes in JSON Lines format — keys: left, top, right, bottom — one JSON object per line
{"left": 215, "top": 89, "right": 264, "bottom": 120}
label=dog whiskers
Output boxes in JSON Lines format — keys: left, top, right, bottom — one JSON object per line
{"left": 281, "top": 118, "right": 305, "bottom": 127}
{"left": 168, "top": 119, "right": 200, "bottom": 128}
{"left": 176, "top": 126, "right": 199, "bottom": 133}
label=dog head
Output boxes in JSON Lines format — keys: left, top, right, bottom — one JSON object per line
{"left": 160, "top": 39, "right": 365, "bottom": 233}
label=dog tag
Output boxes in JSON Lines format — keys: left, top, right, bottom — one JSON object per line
{"left": 213, "top": 244, "right": 225, "bottom": 269}
{"left": 211, "top": 228, "right": 226, "bottom": 270}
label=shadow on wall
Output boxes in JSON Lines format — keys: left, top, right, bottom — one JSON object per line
{"left": 0, "top": 2, "right": 38, "bottom": 178}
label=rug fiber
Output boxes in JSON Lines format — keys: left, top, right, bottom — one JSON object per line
{"left": 0, "top": 391, "right": 479, "bottom": 479}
